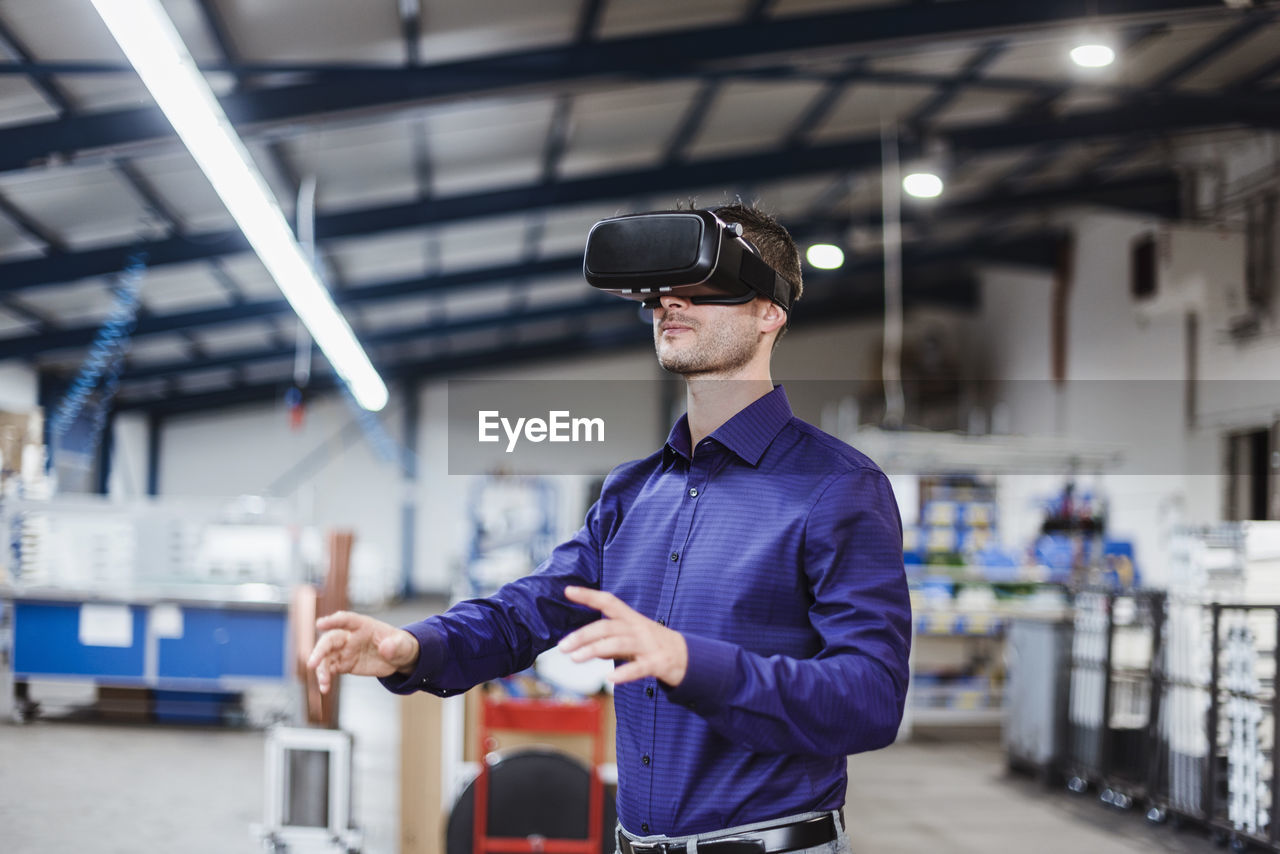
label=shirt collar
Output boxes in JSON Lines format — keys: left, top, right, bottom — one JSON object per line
{"left": 662, "top": 385, "right": 793, "bottom": 468}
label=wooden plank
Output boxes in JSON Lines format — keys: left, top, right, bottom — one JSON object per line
{"left": 400, "top": 692, "right": 445, "bottom": 854}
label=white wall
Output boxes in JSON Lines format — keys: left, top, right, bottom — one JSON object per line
{"left": 142, "top": 158, "right": 1280, "bottom": 598}
{"left": 973, "top": 187, "right": 1280, "bottom": 585}
{"left": 0, "top": 361, "right": 37, "bottom": 411}
{"left": 107, "top": 412, "right": 148, "bottom": 500}
{"left": 152, "top": 347, "right": 671, "bottom": 600}
{"left": 146, "top": 315, "right": 940, "bottom": 601}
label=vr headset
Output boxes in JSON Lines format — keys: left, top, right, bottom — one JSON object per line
{"left": 582, "top": 209, "right": 794, "bottom": 312}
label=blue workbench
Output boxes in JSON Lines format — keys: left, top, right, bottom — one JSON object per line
{"left": 3, "top": 585, "right": 292, "bottom": 723}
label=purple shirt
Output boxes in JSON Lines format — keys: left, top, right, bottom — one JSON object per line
{"left": 381, "top": 385, "right": 911, "bottom": 836}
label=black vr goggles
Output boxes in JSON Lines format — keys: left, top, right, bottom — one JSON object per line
{"left": 583, "top": 209, "right": 794, "bottom": 312}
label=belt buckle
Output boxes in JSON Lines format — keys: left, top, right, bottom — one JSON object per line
{"left": 629, "top": 841, "right": 675, "bottom": 854}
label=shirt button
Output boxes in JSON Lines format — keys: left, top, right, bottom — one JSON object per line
{"left": 642, "top": 754, "right": 651, "bottom": 766}
{"left": 646, "top": 686, "right": 655, "bottom": 698}
{"left": 670, "top": 552, "right": 679, "bottom": 561}
{"left": 642, "top": 823, "right": 650, "bottom": 833}
{"left": 688, "top": 487, "right": 698, "bottom": 498}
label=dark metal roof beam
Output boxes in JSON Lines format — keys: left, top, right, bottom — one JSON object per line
{"left": 906, "top": 40, "right": 1008, "bottom": 131}
{"left": 115, "top": 272, "right": 985, "bottom": 417}
{"left": 1150, "top": 9, "right": 1276, "bottom": 89}
{"left": 0, "top": 65, "right": 1271, "bottom": 174}
{"left": 0, "top": 16, "right": 70, "bottom": 257}
{"left": 781, "top": 62, "right": 862, "bottom": 150}
{"left": 661, "top": 80, "right": 719, "bottom": 164}
{"left": 745, "top": 0, "right": 777, "bottom": 22}
{"left": 573, "top": 0, "right": 606, "bottom": 44}
{"left": 0, "top": 89, "right": 1257, "bottom": 294}
{"left": 1010, "top": 22, "right": 1169, "bottom": 119}
{"left": 0, "top": 0, "right": 1228, "bottom": 173}
{"left": 0, "top": 192, "right": 63, "bottom": 252}
{"left": 0, "top": 168, "right": 1176, "bottom": 360}
{"left": 1231, "top": 54, "right": 1280, "bottom": 91}
{"left": 999, "top": 12, "right": 1270, "bottom": 193}
{"left": 0, "top": 295, "right": 52, "bottom": 330}
{"left": 540, "top": 95, "right": 575, "bottom": 183}
{"left": 0, "top": 14, "right": 193, "bottom": 343}
{"left": 121, "top": 295, "right": 630, "bottom": 380}
{"left": 190, "top": 0, "right": 282, "bottom": 311}
{"left": 399, "top": 0, "right": 422, "bottom": 66}
{"left": 192, "top": 0, "right": 301, "bottom": 201}
{"left": 193, "top": 0, "right": 242, "bottom": 80}
{"left": 967, "top": 21, "right": 1169, "bottom": 190}
{"left": 410, "top": 118, "right": 433, "bottom": 198}
{"left": 0, "top": 15, "right": 73, "bottom": 115}
{"left": 118, "top": 326, "right": 654, "bottom": 415}
{"left": 110, "top": 231, "right": 1057, "bottom": 383}
{"left": 114, "top": 158, "right": 184, "bottom": 231}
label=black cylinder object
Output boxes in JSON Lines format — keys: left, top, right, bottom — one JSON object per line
{"left": 446, "top": 748, "right": 617, "bottom": 854}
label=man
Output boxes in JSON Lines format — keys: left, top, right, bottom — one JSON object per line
{"left": 309, "top": 203, "right": 911, "bottom": 854}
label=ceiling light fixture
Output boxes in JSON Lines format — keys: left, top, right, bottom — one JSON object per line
{"left": 1070, "top": 42, "right": 1116, "bottom": 68}
{"left": 806, "top": 244, "right": 845, "bottom": 270}
{"left": 89, "top": 0, "right": 388, "bottom": 411}
{"left": 902, "top": 172, "right": 944, "bottom": 199}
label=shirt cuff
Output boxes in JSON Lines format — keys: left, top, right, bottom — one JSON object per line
{"left": 663, "top": 633, "right": 738, "bottom": 712}
{"left": 377, "top": 620, "right": 447, "bottom": 695}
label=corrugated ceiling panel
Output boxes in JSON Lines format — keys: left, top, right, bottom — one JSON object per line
{"left": 419, "top": 0, "right": 579, "bottom": 63}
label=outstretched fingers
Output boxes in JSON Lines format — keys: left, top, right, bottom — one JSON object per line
{"left": 564, "top": 586, "right": 638, "bottom": 622}
{"left": 315, "top": 611, "right": 364, "bottom": 632}
{"left": 308, "top": 629, "right": 354, "bottom": 694}
{"left": 611, "top": 659, "right": 656, "bottom": 684}
{"left": 306, "top": 627, "right": 346, "bottom": 670}
{"left": 560, "top": 624, "right": 637, "bottom": 663}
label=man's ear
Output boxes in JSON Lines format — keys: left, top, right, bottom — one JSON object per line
{"left": 757, "top": 299, "right": 787, "bottom": 335}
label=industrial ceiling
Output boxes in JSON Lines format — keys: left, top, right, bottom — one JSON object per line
{"left": 0, "top": 0, "right": 1276, "bottom": 417}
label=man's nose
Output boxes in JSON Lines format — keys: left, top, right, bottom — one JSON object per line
{"left": 658, "top": 293, "right": 690, "bottom": 310}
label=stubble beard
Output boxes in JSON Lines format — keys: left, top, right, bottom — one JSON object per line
{"left": 655, "top": 313, "right": 760, "bottom": 377}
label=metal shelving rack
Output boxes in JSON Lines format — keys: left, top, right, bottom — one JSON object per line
{"left": 1153, "top": 602, "right": 1280, "bottom": 851}
{"left": 1064, "top": 589, "right": 1165, "bottom": 810}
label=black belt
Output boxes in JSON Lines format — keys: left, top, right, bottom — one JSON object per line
{"left": 617, "top": 813, "right": 837, "bottom": 854}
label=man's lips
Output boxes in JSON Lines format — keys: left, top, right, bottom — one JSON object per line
{"left": 660, "top": 318, "right": 694, "bottom": 335}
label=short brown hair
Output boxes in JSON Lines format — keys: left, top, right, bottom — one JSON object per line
{"left": 712, "top": 202, "right": 804, "bottom": 310}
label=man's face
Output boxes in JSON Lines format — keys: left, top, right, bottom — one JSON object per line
{"left": 651, "top": 295, "right": 763, "bottom": 377}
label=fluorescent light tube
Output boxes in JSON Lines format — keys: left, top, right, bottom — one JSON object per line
{"left": 90, "top": 0, "right": 389, "bottom": 412}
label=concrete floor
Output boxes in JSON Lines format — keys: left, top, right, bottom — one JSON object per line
{"left": 845, "top": 736, "right": 1220, "bottom": 853}
{"left": 0, "top": 598, "right": 1228, "bottom": 854}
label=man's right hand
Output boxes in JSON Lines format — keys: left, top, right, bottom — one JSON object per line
{"left": 306, "top": 611, "right": 421, "bottom": 694}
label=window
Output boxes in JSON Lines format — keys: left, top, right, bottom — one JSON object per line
{"left": 1225, "top": 426, "right": 1278, "bottom": 521}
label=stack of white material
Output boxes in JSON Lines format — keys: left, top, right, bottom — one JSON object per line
{"left": 1224, "top": 618, "right": 1269, "bottom": 836}
{"left": 13, "top": 506, "right": 135, "bottom": 589}
{"left": 1240, "top": 524, "right": 1280, "bottom": 602}
{"left": 1070, "top": 590, "right": 1109, "bottom": 768}
{"left": 1163, "top": 522, "right": 1280, "bottom": 819}
{"left": 1, "top": 495, "right": 304, "bottom": 592}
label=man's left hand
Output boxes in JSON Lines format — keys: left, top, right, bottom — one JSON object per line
{"left": 559, "top": 586, "right": 688, "bottom": 687}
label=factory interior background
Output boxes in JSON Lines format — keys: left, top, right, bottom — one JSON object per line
{"left": 1, "top": 0, "right": 1280, "bottom": 851}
